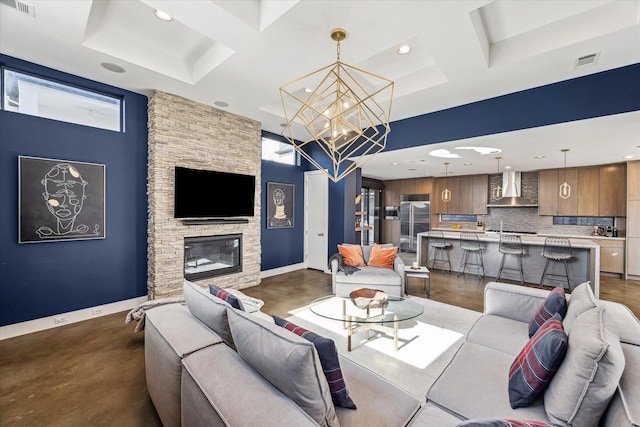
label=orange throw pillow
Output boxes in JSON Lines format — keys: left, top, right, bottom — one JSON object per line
{"left": 337, "top": 245, "right": 366, "bottom": 267}
{"left": 367, "top": 244, "right": 398, "bottom": 269}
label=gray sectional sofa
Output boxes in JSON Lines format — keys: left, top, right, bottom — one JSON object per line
{"left": 144, "top": 279, "right": 639, "bottom": 427}
{"left": 331, "top": 243, "right": 405, "bottom": 297}
{"left": 409, "top": 281, "right": 640, "bottom": 426}
{"left": 145, "top": 279, "right": 420, "bottom": 427}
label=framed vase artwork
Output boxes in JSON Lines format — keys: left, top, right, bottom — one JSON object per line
{"left": 18, "top": 156, "right": 106, "bottom": 243}
{"left": 266, "top": 182, "right": 294, "bottom": 229}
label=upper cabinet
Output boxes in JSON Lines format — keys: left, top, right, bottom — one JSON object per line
{"left": 432, "top": 174, "right": 488, "bottom": 215}
{"left": 577, "top": 167, "right": 599, "bottom": 216}
{"left": 599, "top": 164, "right": 626, "bottom": 217}
{"left": 537, "top": 169, "right": 558, "bottom": 215}
{"left": 538, "top": 164, "right": 626, "bottom": 217}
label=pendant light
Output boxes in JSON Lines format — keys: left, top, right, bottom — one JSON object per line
{"left": 559, "top": 149, "right": 571, "bottom": 199}
{"left": 441, "top": 162, "right": 452, "bottom": 203}
{"left": 492, "top": 156, "right": 503, "bottom": 200}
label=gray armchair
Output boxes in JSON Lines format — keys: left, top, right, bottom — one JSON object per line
{"left": 330, "top": 244, "right": 405, "bottom": 297}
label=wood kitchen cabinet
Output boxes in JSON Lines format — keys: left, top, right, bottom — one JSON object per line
{"left": 592, "top": 238, "right": 625, "bottom": 274}
{"left": 458, "top": 175, "right": 473, "bottom": 214}
{"left": 557, "top": 168, "right": 578, "bottom": 215}
{"left": 432, "top": 175, "right": 487, "bottom": 215}
{"left": 599, "top": 164, "right": 626, "bottom": 217}
{"left": 471, "top": 174, "right": 489, "bottom": 214}
{"left": 538, "top": 167, "right": 578, "bottom": 215}
{"left": 577, "top": 167, "right": 600, "bottom": 216}
{"left": 538, "top": 164, "right": 625, "bottom": 216}
{"left": 538, "top": 169, "right": 558, "bottom": 215}
{"left": 627, "top": 161, "right": 640, "bottom": 277}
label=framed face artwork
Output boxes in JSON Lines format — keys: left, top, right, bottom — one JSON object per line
{"left": 266, "top": 182, "right": 294, "bottom": 229}
{"left": 18, "top": 156, "right": 106, "bottom": 243}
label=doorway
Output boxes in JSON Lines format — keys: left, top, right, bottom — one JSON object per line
{"left": 304, "top": 171, "right": 328, "bottom": 271}
{"left": 358, "top": 185, "right": 383, "bottom": 245}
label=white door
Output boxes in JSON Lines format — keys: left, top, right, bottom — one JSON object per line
{"left": 305, "top": 171, "right": 328, "bottom": 271}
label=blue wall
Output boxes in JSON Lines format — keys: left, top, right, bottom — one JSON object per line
{"left": 0, "top": 55, "right": 148, "bottom": 326}
{"left": 260, "top": 131, "right": 309, "bottom": 271}
{"left": 385, "top": 63, "right": 640, "bottom": 151}
{"left": 260, "top": 130, "right": 355, "bottom": 270}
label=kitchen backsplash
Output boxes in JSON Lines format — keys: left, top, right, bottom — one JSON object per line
{"left": 438, "top": 207, "right": 625, "bottom": 237}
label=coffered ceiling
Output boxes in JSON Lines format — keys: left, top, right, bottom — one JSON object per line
{"left": 1, "top": 0, "right": 639, "bottom": 180}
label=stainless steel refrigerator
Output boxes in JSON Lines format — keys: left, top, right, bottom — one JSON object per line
{"left": 400, "top": 194, "right": 430, "bottom": 252}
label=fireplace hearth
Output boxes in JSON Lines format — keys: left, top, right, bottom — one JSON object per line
{"left": 184, "top": 234, "right": 242, "bottom": 281}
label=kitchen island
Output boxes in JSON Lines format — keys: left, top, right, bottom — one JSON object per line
{"left": 416, "top": 231, "right": 601, "bottom": 297}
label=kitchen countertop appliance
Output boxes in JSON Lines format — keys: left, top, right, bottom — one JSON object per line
{"left": 596, "top": 226, "right": 614, "bottom": 237}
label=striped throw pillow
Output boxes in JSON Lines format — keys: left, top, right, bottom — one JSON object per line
{"left": 528, "top": 287, "right": 567, "bottom": 338}
{"left": 208, "top": 284, "right": 242, "bottom": 310}
{"left": 273, "top": 316, "right": 356, "bottom": 409}
{"left": 509, "top": 313, "right": 568, "bottom": 408}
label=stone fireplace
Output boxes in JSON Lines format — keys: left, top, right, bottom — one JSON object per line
{"left": 184, "top": 234, "right": 242, "bottom": 281}
{"left": 147, "top": 91, "right": 262, "bottom": 299}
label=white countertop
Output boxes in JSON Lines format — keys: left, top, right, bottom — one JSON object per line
{"left": 536, "top": 233, "right": 625, "bottom": 242}
{"left": 431, "top": 228, "right": 625, "bottom": 242}
{"left": 419, "top": 231, "right": 600, "bottom": 249}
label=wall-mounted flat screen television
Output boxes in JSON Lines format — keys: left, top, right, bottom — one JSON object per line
{"left": 174, "top": 166, "right": 255, "bottom": 218}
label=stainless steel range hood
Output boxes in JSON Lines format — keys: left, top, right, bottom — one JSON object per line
{"left": 487, "top": 171, "right": 538, "bottom": 207}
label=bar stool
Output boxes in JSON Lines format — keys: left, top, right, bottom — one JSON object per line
{"left": 496, "top": 234, "right": 526, "bottom": 284}
{"left": 427, "top": 231, "right": 452, "bottom": 273}
{"left": 458, "top": 232, "right": 484, "bottom": 279}
{"left": 540, "top": 237, "right": 574, "bottom": 291}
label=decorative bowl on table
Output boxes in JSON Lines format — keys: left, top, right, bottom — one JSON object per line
{"left": 349, "top": 288, "right": 389, "bottom": 309}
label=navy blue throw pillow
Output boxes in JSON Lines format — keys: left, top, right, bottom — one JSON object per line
{"left": 509, "top": 313, "right": 568, "bottom": 408}
{"left": 272, "top": 316, "right": 356, "bottom": 409}
{"left": 208, "top": 284, "right": 242, "bottom": 310}
{"left": 528, "top": 287, "right": 567, "bottom": 338}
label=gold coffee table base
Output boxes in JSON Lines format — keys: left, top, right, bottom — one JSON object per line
{"left": 342, "top": 299, "right": 400, "bottom": 351}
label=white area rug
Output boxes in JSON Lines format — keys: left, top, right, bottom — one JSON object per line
{"left": 285, "top": 296, "right": 482, "bottom": 402}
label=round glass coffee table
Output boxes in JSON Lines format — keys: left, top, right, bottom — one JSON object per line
{"left": 309, "top": 294, "right": 424, "bottom": 351}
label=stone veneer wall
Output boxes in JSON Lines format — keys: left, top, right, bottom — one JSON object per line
{"left": 147, "top": 91, "right": 262, "bottom": 299}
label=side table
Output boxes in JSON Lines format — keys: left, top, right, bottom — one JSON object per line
{"left": 405, "top": 266, "right": 431, "bottom": 298}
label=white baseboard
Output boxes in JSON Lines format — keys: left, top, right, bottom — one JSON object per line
{"left": 260, "top": 263, "right": 307, "bottom": 278}
{"left": 0, "top": 296, "right": 148, "bottom": 340}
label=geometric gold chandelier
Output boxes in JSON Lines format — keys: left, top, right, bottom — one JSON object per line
{"left": 280, "top": 28, "right": 394, "bottom": 182}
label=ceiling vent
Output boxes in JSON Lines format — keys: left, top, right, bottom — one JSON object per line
{"left": 0, "top": 0, "right": 35, "bottom": 17}
{"left": 575, "top": 52, "right": 599, "bottom": 69}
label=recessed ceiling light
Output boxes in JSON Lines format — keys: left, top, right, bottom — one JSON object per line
{"left": 279, "top": 123, "right": 287, "bottom": 127}
{"left": 408, "top": 168, "right": 417, "bottom": 171}
{"left": 504, "top": 165, "right": 512, "bottom": 169}
{"left": 624, "top": 155, "right": 635, "bottom": 159}
{"left": 464, "top": 163, "right": 472, "bottom": 166}
{"left": 214, "top": 101, "right": 229, "bottom": 108}
{"left": 100, "top": 62, "right": 125, "bottom": 73}
{"left": 397, "top": 45, "right": 411, "bottom": 55}
{"left": 155, "top": 9, "right": 172, "bottom": 21}
{"left": 304, "top": 88, "right": 313, "bottom": 93}
{"left": 534, "top": 155, "right": 546, "bottom": 159}
{"left": 391, "top": 162, "right": 399, "bottom": 166}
